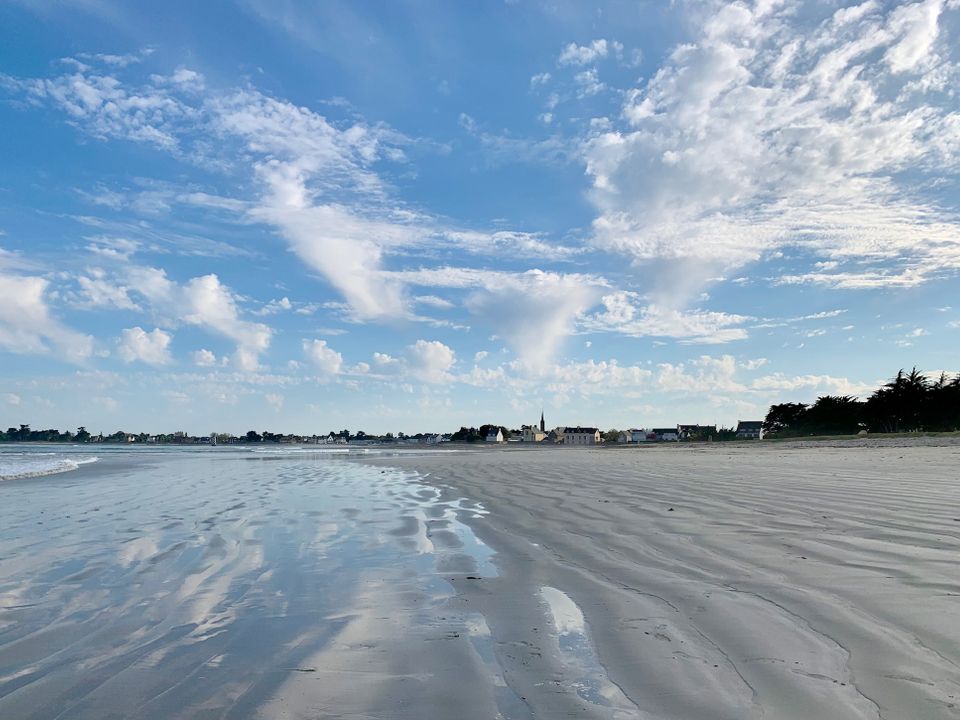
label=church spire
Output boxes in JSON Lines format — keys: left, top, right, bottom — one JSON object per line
{"left": 540, "top": 409, "right": 545, "bottom": 433}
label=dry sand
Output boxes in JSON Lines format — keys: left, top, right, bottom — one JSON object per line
{"left": 361, "top": 440, "right": 960, "bottom": 720}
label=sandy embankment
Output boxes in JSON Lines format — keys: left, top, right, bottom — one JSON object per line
{"left": 371, "top": 441, "right": 960, "bottom": 720}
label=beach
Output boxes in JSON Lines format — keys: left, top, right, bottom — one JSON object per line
{"left": 367, "top": 440, "right": 960, "bottom": 719}
{"left": 0, "top": 440, "right": 958, "bottom": 719}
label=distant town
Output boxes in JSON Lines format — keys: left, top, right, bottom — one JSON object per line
{"left": 0, "top": 414, "right": 765, "bottom": 446}
{"left": 4, "top": 367, "right": 955, "bottom": 446}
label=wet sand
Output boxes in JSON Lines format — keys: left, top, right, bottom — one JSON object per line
{"left": 0, "top": 448, "right": 503, "bottom": 720}
{"left": 368, "top": 440, "right": 960, "bottom": 719}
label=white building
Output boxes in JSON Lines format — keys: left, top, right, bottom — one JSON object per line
{"left": 652, "top": 428, "right": 679, "bottom": 442}
{"left": 619, "top": 428, "right": 651, "bottom": 443}
{"left": 486, "top": 428, "right": 504, "bottom": 443}
{"left": 736, "top": 421, "right": 764, "bottom": 439}
{"left": 563, "top": 426, "right": 601, "bottom": 445}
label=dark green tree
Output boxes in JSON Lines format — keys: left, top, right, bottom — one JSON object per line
{"left": 762, "top": 403, "right": 809, "bottom": 436}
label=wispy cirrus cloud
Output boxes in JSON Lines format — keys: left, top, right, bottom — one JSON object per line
{"left": 6, "top": 59, "right": 599, "bottom": 364}
{"left": 583, "top": 291, "right": 750, "bottom": 344}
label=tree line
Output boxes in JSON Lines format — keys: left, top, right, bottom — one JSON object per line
{"left": 0, "top": 426, "right": 445, "bottom": 444}
{"left": 2, "top": 425, "right": 92, "bottom": 442}
{"left": 763, "top": 368, "right": 960, "bottom": 437}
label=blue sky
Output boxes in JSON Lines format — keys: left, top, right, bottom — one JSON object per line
{"left": 1, "top": 0, "right": 959, "bottom": 435}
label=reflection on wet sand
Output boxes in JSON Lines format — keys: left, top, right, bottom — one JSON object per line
{"left": 0, "top": 449, "right": 504, "bottom": 719}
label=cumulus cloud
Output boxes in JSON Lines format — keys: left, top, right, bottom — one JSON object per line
{"left": 656, "top": 355, "right": 745, "bottom": 393}
{"left": 303, "top": 339, "right": 344, "bottom": 377}
{"left": 0, "top": 272, "right": 94, "bottom": 362}
{"left": 405, "top": 339, "right": 456, "bottom": 383}
{"left": 126, "top": 266, "right": 272, "bottom": 370}
{"left": 118, "top": 326, "right": 173, "bottom": 365}
{"left": 192, "top": 349, "right": 219, "bottom": 367}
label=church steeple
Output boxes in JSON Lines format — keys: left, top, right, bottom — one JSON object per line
{"left": 540, "top": 409, "right": 545, "bottom": 433}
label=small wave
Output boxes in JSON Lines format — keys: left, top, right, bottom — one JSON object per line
{"left": 0, "top": 456, "right": 99, "bottom": 482}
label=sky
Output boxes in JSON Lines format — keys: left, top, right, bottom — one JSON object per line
{"left": 1, "top": 0, "right": 959, "bottom": 435}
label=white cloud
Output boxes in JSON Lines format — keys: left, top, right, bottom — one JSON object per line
{"left": 415, "top": 295, "right": 455, "bottom": 309}
{"left": 559, "top": 39, "right": 618, "bottom": 66}
{"left": 77, "top": 268, "right": 139, "bottom": 309}
{"left": 462, "top": 270, "right": 603, "bottom": 368}
{"left": 254, "top": 201, "right": 414, "bottom": 320}
{"left": 192, "top": 349, "right": 219, "bottom": 367}
{"left": 3, "top": 393, "right": 20, "bottom": 406}
{"left": 884, "top": 0, "right": 949, "bottom": 74}
{"left": 212, "top": 87, "right": 421, "bottom": 321}
{"left": 7, "top": 63, "right": 425, "bottom": 322}
{"left": 0, "top": 272, "right": 94, "bottom": 362}
{"left": 118, "top": 326, "right": 173, "bottom": 365}
{"left": 373, "top": 352, "right": 398, "bottom": 367}
{"left": 583, "top": 0, "right": 960, "bottom": 297}
{"left": 751, "top": 373, "right": 877, "bottom": 397}
{"left": 127, "top": 267, "right": 272, "bottom": 371}
{"left": 94, "top": 396, "right": 118, "bottom": 411}
{"left": 584, "top": 292, "right": 749, "bottom": 343}
{"left": 303, "top": 339, "right": 343, "bottom": 377}
{"left": 253, "top": 296, "right": 294, "bottom": 316}
{"left": 84, "top": 237, "right": 139, "bottom": 260}
{"left": 443, "top": 229, "right": 582, "bottom": 259}
{"left": 458, "top": 112, "right": 478, "bottom": 133}
{"left": 405, "top": 339, "right": 456, "bottom": 384}
{"left": 264, "top": 392, "right": 284, "bottom": 411}
{"left": 392, "top": 266, "right": 608, "bottom": 365}
{"left": 12, "top": 67, "right": 193, "bottom": 150}
{"left": 656, "top": 355, "right": 744, "bottom": 393}
{"left": 574, "top": 68, "right": 605, "bottom": 97}
{"left": 8, "top": 63, "right": 595, "bottom": 339}
{"left": 530, "top": 72, "right": 552, "bottom": 88}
